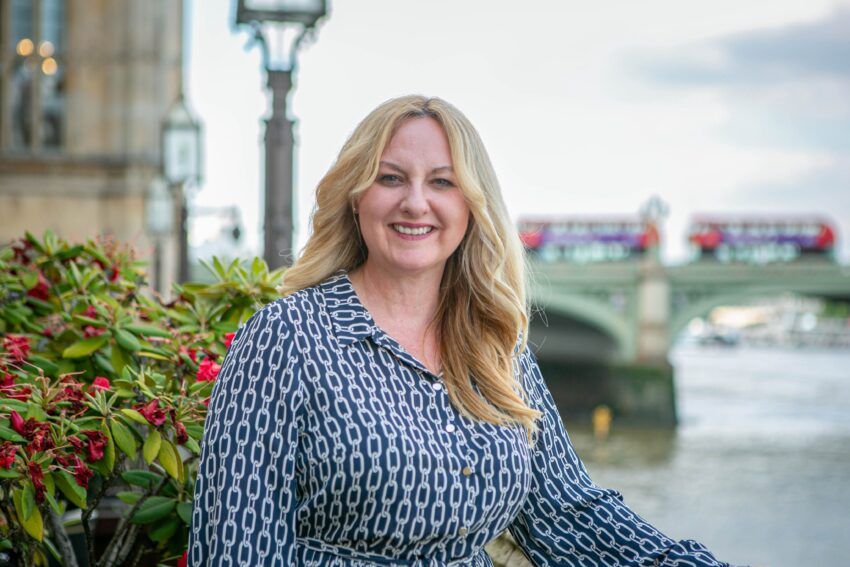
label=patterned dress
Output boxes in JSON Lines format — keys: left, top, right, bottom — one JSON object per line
{"left": 189, "top": 272, "right": 732, "bottom": 566}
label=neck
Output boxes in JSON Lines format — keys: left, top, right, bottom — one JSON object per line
{"left": 348, "top": 262, "right": 443, "bottom": 330}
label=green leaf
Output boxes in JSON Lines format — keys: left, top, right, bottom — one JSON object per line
{"left": 28, "top": 355, "right": 58, "bottom": 376}
{"left": 13, "top": 488, "right": 43, "bottom": 541}
{"left": 55, "top": 471, "right": 87, "bottom": 510}
{"left": 121, "top": 470, "right": 162, "bottom": 489}
{"left": 124, "top": 324, "right": 172, "bottom": 338}
{"left": 116, "top": 491, "right": 141, "bottom": 505}
{"left": 143, "top": 430, "right": 162, "bottom": 465}
{"left": 62, "top": 335, "right": 108, "bottom": 359}
{"left": 184, "top": 423, "right": 204, "bottom": 440}
{"left": 176, "top": 502, "right": 193, "bottom": 524}
{"left": 110, "top": 346, "right": 132, "bottom": 376}
{"left": 131, "top": 496, "right": 176, "bottom": 524}
{"left": 0, "top": 424, "right": 26, "bottom": 443}
{"left": 138, "top": 350, "right": 170, "bottom": 361}
{"left": 0, "top": 399, "right": 30, "bottom": 413}
{"left": 113, "top": 328, "right": 141, "bottom": 352}
{"left": 22, "top": 481, "right": 36, "bottom": 520}
{"left": 110, "top": 419, "right": 137, "bottom": 460}
{"left": 157, "top": 439, "right": 183, "bottom": 482}
{"left": 25, "top": 403, "right": 47, "bottom": 422}
{"left": 121, "top": 408, "right": 150, "bottom": 426}
{"left": 149, "top": 516, "right": 180, "bottom": 543}
{"left": 101, "top": 421, "right": 116, "bottom": 472}
{"left": 0, "top": 469, "right": 21, "bottom": 479}
{"left": 184, "top": 437, "right": 201, "bottom": 455}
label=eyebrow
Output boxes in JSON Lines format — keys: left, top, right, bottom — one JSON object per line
{"left": 379, "top": 161, "right": 454, "bottom": 175}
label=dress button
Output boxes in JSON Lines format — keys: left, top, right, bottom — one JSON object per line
{"left": 461, "top": 466, "right": 472, "bottom": 476}
{"left": 433, "top": 382, "right": 443, "bottom": 391}
{"left": 458, "top": 527, "right": 468, "bottom": 537}
{"left": 445, "top": 423, "right": 456, "bottom": 433}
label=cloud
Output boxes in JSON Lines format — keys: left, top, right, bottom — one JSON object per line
{"left": 639, "top": 7, "right": 850, "bottom": 85}
{"left": 631, "top": 7, "right": 850, "bottom": 153}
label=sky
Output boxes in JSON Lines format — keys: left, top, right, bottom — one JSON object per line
{"left": 187, "top": 0, "right": 850, "bottom": 265}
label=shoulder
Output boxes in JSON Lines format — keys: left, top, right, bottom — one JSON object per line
{"left": 231, "top": 276, "right": 333, "bottom": 349}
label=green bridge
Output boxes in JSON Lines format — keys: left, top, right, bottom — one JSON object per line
{"left": 527, "top": 253, "right": 850, "bottom": 425}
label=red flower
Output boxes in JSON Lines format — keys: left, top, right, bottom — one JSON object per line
{"left": 177, "top": 551, "right": 188, "bottom": 567}
{"left": 108, "top": 264, "right": 121, "bottom": 283}
{"left": 174, "top": 421, "right": 189, "bottom": 445}
{"left": 91, "top": 376, "right": 110, "bottom": 391}
{"left": 5, "top": 385, "right": 32, "bottom": 401}
{"left": 27, "top": 423, "right": 54, "bottom": 454}
{"left": 2, "top": 335, "right": 30, "bottom": 364}
{"left": 0, "top": 442, "right": 17, "bottom": 469}
{"left": 67, "top": 435, "right": 85, "bottom": 453}
{"left": 26, "top": 271, "right": 50, "bottom": 301}
{"left": 202, "top": 397, "right": 210, "bottom": 408}
{"left": 0, "top": 373, "right": 15, "bottom": 389}
{"left": 83, "top": 325, "right": 106, "bottom": 338}
{"left": 81, "top": 430, "right": 108, "bottom": 462}
{"left": 179, "top": 346, "right": 198, "bottom": 363}
{"left": 84, "top": 305, "right": 98, "bottom": 318}
{"left": 11, "top": 239, "right": 34, "bottom": 265}
{"left": 9, "top": 411, "right": 25, "bottom": 436}
{"left": 55, "top": 382, "right": 87, "bottom": 413}
{"left": 62, "top": 454, "right": 94, "bottom": 489}
{"left": 224, "top": 332, "right": 236, "bottom": 349}
{"left": 28, "top": 462, "right": 45, "bottom": 503}
{"left": 196, "top": 358, "right": 221, "bottom": 383}
{"left": 135, "top": 399, "right": 168, "bottom": 427}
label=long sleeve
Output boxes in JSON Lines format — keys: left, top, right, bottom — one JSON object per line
{"left": 188, "top": 303, "right": 305, "bottom": 566}
{"left": 508, "top": 348, "right": 732, "bottom": 567}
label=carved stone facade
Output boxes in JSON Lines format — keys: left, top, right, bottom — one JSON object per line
{"left": 0, "top": 0, "right": 184, "bottom": 291}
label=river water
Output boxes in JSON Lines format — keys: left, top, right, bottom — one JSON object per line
{"left": 566, "top": 344, "right": 850, "bottom": 567}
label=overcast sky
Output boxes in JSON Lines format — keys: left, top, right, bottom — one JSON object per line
{"left": 187, "top": 0, "right": 850, "bottom": 264}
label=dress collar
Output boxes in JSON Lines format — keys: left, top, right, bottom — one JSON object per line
{"left": 318, "top": 270, "right": 442, "bottom": 380}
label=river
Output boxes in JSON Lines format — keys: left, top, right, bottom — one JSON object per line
{"left": 566, "top": 344, "right": 850, "bottom": 567}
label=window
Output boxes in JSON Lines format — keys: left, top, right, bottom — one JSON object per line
{"left": 0, "top": 0, "right": 66, "bottom": 152}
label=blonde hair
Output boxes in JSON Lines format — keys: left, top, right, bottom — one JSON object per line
{"left": 279, "top": 95, "right": 541, "bottom": 440}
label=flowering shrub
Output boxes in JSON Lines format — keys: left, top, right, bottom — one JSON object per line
{"left": 0, "top": 232, "right": 284, "bottom": 567}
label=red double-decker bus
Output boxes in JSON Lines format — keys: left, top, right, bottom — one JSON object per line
{"left": 687, "top": 215, "right": 836, "bottom": 263}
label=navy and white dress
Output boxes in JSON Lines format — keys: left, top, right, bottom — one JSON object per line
{"left": 189, "top": 272, "right": 731, "bottom": 566}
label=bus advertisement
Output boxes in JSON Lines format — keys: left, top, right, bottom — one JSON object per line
{"left": 518, "top": 216, "right": 659, "bottom": 263}
{"left": 687, "top": 216, "right": 836, "bottom": 264}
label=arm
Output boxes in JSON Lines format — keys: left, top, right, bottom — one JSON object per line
{"left": 188, "top": 303, "right": 305, "bottom": 566}
{"left": 508, "top": 347, "right": 733, "bottom": 567}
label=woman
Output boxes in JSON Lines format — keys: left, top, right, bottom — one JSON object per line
{"left": 189, "top": 96, "right": 733, "bottom": 566}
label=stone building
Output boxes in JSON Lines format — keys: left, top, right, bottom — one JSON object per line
{"left": 0, "top": 0, "right": 186, "bottom": 291}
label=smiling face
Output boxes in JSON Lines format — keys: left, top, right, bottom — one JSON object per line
{"left": 354, "top": 117, "right": 470, "bottom": 280}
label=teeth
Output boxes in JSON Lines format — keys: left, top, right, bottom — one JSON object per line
{"left": 392, "top": 224, "right": 434, "bottom": 236}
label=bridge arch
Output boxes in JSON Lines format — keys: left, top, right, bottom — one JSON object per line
{"left": 530, "top": 293, "right": 632, "bottom": 362}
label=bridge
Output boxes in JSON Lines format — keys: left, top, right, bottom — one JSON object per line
{"left": 527, "top": 252, "right": 850, "bottom": 424}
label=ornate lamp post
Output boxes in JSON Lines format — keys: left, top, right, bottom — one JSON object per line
{"left": 162, "top": 96, "right": 203, "bottom": 283}
{"left": 234, "top": 0, "right": 328, "bottom": 269}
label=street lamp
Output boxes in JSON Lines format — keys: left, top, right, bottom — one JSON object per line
{"left": 234, "top": 0, "right": 328, "bottom": 269}
{"left": 162, "top": 95, "right": 203, "bottom": 283}
{"left": 145, "top": 176, "right": 174, "bottom": 293}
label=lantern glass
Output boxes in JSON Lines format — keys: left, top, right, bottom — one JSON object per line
{"left": 145, "top": 176, "right": 174, "bottom": 236}
{"left": 162, "top": 99, "right": 201, "bottom": 186}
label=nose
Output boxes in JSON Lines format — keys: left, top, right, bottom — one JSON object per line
{"left": 400, "top": 181, "right": 429, "bottom": 217}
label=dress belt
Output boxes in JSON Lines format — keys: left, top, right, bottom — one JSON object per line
{"left": 295, "top": 537, "right": 480, "bottom": 566}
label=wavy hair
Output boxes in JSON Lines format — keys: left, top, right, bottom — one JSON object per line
{"left": 278, "top": 95, "right": 541, "bottom": 440}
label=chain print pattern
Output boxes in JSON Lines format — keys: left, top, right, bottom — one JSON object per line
{"left": 189, "top": 272, "right": 732, "bottom": 566}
